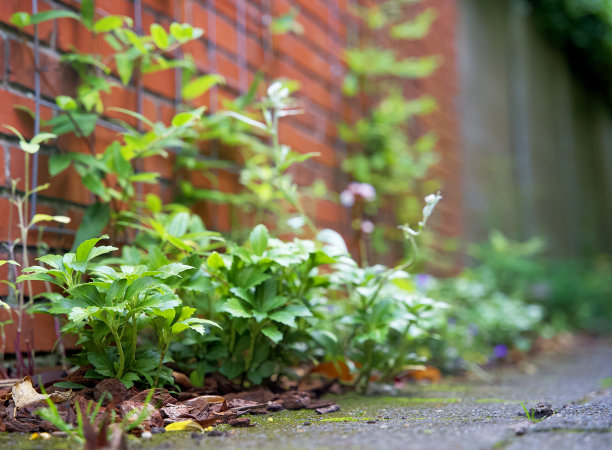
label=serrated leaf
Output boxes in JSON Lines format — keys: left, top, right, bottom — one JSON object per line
{"left": 221, "top": 298, "right": 251, "bottom": 318}
{"left": 206, "top": 251, "right": 225, "bottom": 270}
{"left": 269, "top": 310, "right": 296, "bottom": 327}
{"left": 154, "top": 263, "right": 193, "bottom": 279}
{"left": 261, "top": 325, "right": 283, "bottom": 343}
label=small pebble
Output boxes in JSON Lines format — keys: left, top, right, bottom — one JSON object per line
{"left": 141, "top": 431, "right": 152, "bottom": 439}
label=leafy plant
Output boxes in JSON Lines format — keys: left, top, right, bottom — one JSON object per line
{"left": 177, "top": 224, "right": 335, "bottom": 386}
{"left": 321, "top": 193, "right": 443, "bottom": 392}
{"left": 178, "top": 79, "right": 327, "bottom": 240}
{"left": 19, "top": 236, "right": 218, "bottom": 388}
{"left": 2, "top": 126, "right": 71, "bottom": 376}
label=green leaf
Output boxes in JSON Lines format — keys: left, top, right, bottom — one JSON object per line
{"left": 249, "top": 224, "right": 269, "bottom": 256}
{"left": 48, "top": 153, "right": 73, "bottom": 176}
{"left": 182, "top": 74, "right": 226, "bottom": 100}
{"left": 150, "top": 23, "right": 169, "bottom": 49}
{"left": 46, "top": 112, "right": 97, "bottom": 137}
{"left": 283, "top": 303, "right": 312, "bottom": 317}
{"left": 125, "top": 276, "right": 157, "bottom": 302}
{"left": 56, "top": 95, "right": 77, "bottom": 110}
{"left": 75, "top": 235, "right": 109, "bottom": 262}
{"left": 166, "top": 212, "right": 190, "bottom": 237}
{"left": 88, "top": 245, "right": 117, "bottom": 261}
{"left": 54, "top": 381, "right": 87, "bottom": 390}
{"left": 261, "top": 325, "right": 283, "bottom": 343}
{"left": 81, "top": 0, "right": 94, "bottom": 28}
{"left": 145, "top": 193, "right": 162, "bottom": 213}
{"left": 206, "top": 252, "right": 225, "bottom": 270}
{"left": 0, "top": 260, "right": 20, "bottom": 267}
{"left": 220, "top": 360, "right": 243, "bottom": 380}
{"left": 81, "top": 172, "right": 106, "bottom": 198}
{"left": 94, "top": 15, "right": 125, "bottom": 33}
{"left": 269, "top": 310, "right": 296, "bottom": 327}
{"left": 129, "top": 172, "right": 159, "bottom": 183}
{"left": 221, "top": 298, "right": 252, "bottom": 318}
{"left": 34, "top": 10, "right": 80, "bottom": 24}
{"left": 115, "top": 53, "right": 134, "bottom": 85}
{"left": 169, "top": 22, "right": 203, "bottom": 42}
{"left": 10, "top": 12, "right": 31, "bottom": 28}
{"left": 71, "top": 203, "right": 111, "bottom": 251}
{"left": 390, "top": 9, "right": 437, "bottom": 40}
{"left": 171, "top": 108, "right": 205, "bottom": 127}
{"left": 27, "top": 10, "right": 80, "bottom": 26}
{"left": 154, "top": 263, "right": 193, "bottom": 279}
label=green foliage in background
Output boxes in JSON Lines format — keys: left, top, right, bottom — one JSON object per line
{"left": 526, "top": 0, "right": 612, "bottom": 102}
{"left": 340, "top": 0, "right": 442, "bottom": 251}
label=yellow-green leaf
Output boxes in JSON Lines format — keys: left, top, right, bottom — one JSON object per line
{"left": 165, "top": 420, "right": 204, "bottom": 432}
{"left": 182, "top": 75, "right": 225, "bottom": 100}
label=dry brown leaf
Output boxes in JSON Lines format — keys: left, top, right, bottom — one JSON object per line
{"left": 12, "top": 376, "right": 71, "bottom": 410}
{"left": 171, "top": 371, "right": 193, "bottom": 389}
{"left": 185, "top": 395, "right": 225, "bottom": 405}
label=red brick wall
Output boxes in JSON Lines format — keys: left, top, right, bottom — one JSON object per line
{"left": 0, "top": 0, "right": 462, "bottom": 294}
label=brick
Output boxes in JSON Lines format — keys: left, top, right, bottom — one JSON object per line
{"left": 100, "top": 85, "right": 138, "bottom": 125}
{"left": 246, "top": 36, "right": 265, "bottom": 69}
{"left": 212, "top": 13, "right": 237, "bottom": 54}
{"left": 217, "top": 0, "right": 238, "bottom": 22}
{"left": 143, "top": 67, "right": 176, "bottom": 100}
{"left": 274, "top": 34, "right": 331, "bottom": 84}
{"left": 217, "top": 53, "right": 240, "bottom": 91}
{"left": 8, "top": 40, "right": 78, "bottom": 98}
{"left": 0, "top": 36, "right": 4, "bottom": 82}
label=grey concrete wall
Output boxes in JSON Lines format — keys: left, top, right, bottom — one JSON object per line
{"left": 457, "top": 0, "right": 612, "bottom": 256}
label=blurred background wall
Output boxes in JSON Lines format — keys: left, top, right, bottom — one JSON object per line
{"left": 458, "top": 0, "right": 612, "bottom": 257}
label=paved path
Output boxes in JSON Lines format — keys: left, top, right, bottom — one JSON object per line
{"left": 142, "top": 337, "right": 612, "bottom": 450}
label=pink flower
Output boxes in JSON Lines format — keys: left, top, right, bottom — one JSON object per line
{"left": 347, "top": 182, "right": 376, "bottom": 201}
{"left": 361, "top": 220, "right": 374, "bottom": 234}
